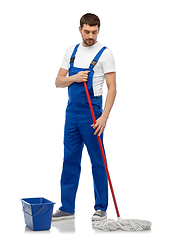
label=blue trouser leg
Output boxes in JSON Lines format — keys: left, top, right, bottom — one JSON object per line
{"left": 60, "top": 101, "right": 84, "bottom": 213}
{"left": 82, "top": 132, "right": 108, "bottom": 211}
{"left": 78, "top": 103, "right": 108, "bottom": 212}
{"left": 60, "top": 100, "right": 108, "bottom": 213}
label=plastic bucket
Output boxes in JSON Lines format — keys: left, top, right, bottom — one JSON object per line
{"left": 21, "top": 197, "right": 55, "bottom": 231}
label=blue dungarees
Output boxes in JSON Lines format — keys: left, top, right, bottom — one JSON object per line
{"left": 59, "top": 44, "right": 108, "bottom": 213}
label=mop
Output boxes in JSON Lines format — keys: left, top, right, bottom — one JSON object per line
{"left": 84, "top": 82, "right": 151, "bottom": 231}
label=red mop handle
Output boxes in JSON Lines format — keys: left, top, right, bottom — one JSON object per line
{"left": 84, "top": 82, "right": 120, "bottom": 218}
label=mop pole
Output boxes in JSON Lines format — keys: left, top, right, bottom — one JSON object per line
{"left": 84, "top": 82, "right": 120, "bottom": 218}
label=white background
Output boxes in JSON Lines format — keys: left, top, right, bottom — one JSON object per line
{"left": 0, "top": 0, "right": 177, "bottom": 239}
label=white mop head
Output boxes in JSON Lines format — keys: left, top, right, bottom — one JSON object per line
{"left": 92, "top": 217, "right": 151, "bottom": 231}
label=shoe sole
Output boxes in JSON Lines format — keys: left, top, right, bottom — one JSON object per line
{"left": 92, "top": 215, "right": 107, "bottom": 221}
{"left": 52, "top": 215, "right": 75, "bottom": 222}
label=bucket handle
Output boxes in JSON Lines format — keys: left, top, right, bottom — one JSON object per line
{"left": 22, "top": 206, "right": 44, "bottom": 217}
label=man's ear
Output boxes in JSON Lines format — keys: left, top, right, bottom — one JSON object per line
{"left": 79, "top": 26, "right": 82, "bottom": 34}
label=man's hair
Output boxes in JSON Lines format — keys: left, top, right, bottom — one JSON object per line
{"left": 80, "top": 13, "right": 100, "bottom": 29}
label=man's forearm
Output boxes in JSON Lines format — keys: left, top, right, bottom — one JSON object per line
{"left": 102, "top": 83, "right": 117, "bottom": 120}
{"left": 55, "top": 68, "right": 90, "bottom": 88}
{"left": 55, "top": 75, "right": 75, "bottom": 88}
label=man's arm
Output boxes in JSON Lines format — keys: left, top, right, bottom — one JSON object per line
{"left": 91, "top": 72, "right": 117, "bottom": 136}
{"left": 55, "top": 68, "right": 90, "bottom": 88}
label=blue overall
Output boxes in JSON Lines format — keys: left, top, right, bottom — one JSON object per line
{"left": 59, "top": 44, "right": 108, "bottom": 213}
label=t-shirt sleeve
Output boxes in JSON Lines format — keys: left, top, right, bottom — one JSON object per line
{"left": 101, "top": 49, "right": 116, "bottom": 74}
{"left": 60, "top": 48, "right": 70, "bottom": 70}
{"left": 60, "top": 45, "right": 76, "bottom": 70}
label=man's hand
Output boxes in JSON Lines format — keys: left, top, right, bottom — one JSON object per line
{"left": 55, "top": 69, "right": 90, "bottom": 88}
{"left": 91, "top": 114, "right": 108, "bottom": 137}
{"left": 75, "top": 71, "right": 90, "bottom": 83}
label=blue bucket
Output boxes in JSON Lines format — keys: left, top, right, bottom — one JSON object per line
{"left": 21, "top": 197, "right": 55, "bottom": 231}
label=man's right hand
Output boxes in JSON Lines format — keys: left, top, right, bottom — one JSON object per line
{"left": 75, "top": 71, "right": 90, "bottom": 83}
{"left": 55, "top": 68, "right": 90, "bottom": 88}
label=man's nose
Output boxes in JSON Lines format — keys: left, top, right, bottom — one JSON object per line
{"left": 89, "top": 32, "right": 93, "bottom": 39}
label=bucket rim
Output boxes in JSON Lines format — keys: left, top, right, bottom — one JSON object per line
{"left": 21, "top": 197, "right": 55, "bottom": 206}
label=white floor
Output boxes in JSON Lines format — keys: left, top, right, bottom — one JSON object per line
{"left": 2, "top": 150, "right": 177, "bottom": 240}
{"left": 2, "top": 202, "right": 176, "bottom": 240}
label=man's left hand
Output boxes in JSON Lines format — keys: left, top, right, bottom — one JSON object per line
{"left": 91, "top": 115, "right": 107, "bottom": 137}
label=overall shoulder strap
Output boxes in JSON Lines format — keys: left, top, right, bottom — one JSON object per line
{"left": 89, "top": 46, "right": 107, "bottom": 70}
{"left": 69, "top": 44, "right": 80, "bottom": 68}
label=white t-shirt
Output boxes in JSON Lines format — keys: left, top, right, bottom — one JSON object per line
{"left": 61, "top": 42, "right": 116, "bottom": 96}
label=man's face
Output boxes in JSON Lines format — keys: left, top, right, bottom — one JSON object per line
{"left": 79, "top": 24, "right": 99, "bottom": 47}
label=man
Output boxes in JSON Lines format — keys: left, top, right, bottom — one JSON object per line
{"left": 52, "top": 13, "right": 116, "bottom": 221}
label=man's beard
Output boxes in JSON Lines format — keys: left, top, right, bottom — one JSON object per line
{"left": 83, "top": 38, "right": 97, "bottom": 46}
